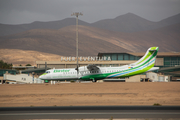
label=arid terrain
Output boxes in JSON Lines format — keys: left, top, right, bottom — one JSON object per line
{"left": 0, "top": 49, "right": 63, "bottom": 65}
{"left": 0, "top": 13, "right": 180, "bottom": 65}
{"left": 0, "top": 82, "right": 180, "bottom": 107}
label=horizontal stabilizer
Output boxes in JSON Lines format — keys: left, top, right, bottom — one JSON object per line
{"left": 147, "top": 67, "right": 159, "bottom": 72}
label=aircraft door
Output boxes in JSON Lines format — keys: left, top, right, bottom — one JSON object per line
{"left": 80, "top": 71, "right": 84, "bottom": 76}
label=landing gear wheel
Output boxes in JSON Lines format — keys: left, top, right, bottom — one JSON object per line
{"left": 92, "top": 79, "right": 97, "bottom": 83}
{"left": 90, "top": 78, "right": 96, "bottom": 83}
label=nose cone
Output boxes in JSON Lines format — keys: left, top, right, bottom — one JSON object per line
{"left": 39, "top": 75, "right": 44, "bottom": 80}
{"left": 39, "top": 73, "right": 47, "bottom": 80}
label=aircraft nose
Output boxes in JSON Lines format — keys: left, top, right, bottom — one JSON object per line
{"left": 39, "top": 75, "right": 43, "bottom": 79}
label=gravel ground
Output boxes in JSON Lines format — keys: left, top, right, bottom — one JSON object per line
{"left": 0, "top": 82, "right": 180, "bottom": 107}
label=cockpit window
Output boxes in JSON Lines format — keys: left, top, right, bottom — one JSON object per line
{"left": 45, "top": 71, "right": 50, "bottom": 73}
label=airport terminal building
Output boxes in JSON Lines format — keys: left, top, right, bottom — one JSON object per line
{"left": 36, "top": 52, "right": 180, "bottom": 69}
{"left": 35, "top": 52, "right": 180, "bottom": 82}
{"left": 1, "top": 52, "right": 180, "bottom": 83}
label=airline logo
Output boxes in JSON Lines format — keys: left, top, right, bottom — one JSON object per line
{"left": 54, "top": 70, "right": 70, "bottom": 73}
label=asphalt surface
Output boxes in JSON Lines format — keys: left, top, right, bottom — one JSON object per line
{"left": 0, "top": 106, "right": 180, "bottom": 119}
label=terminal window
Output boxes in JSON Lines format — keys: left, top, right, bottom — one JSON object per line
{"left": 164, "top": 57, "right": 180, "bottom": 67}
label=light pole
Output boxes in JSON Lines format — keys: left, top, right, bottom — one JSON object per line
{"left": 71, "top": 12, "right": 83, "bottom": 76}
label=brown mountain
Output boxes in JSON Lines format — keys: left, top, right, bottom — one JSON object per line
{"left": 118, "top": 23, "right": 180, "bottom": 52}
{"left": 91, "top": 13, "right": 155, "bottom": 32}
{"left": 1, "top": 13, "right": 180, "bottom": 36}
{"left": 92, "top": 13, "right": 180, "bottom": 32}
{"left": 0, "top": 26, "right": 130, "bottom": 56}
{"left": 0, "top": 23, "right": 180, "bottom": 59}
{"left": 0, "top": 18, "right": 90, "bottom": 36}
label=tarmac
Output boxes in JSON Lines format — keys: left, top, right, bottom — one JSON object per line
{"left": 0, "top": 106, "right": 180, "bottom": 119}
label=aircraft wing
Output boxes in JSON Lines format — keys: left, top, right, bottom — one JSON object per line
{"left": 87, "top": 64, "right": 99, "bottom": 71}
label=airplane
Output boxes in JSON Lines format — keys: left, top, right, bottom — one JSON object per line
{"left": 39, "top": 47, "right": 159, "bottom": 82}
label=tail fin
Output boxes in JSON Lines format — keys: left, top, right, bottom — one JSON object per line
{"left": 107, "top": 47, "right": 159, "bottom": 78}
{"left": 126, "top": 47, "right": 159, "bottom": 76}
{"left": 133, "top": 47, "right": 159, "bottom": 66}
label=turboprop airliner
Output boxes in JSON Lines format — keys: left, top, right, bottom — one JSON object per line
{"left": 39, "top": 47, "right": 159, "bottom": 82}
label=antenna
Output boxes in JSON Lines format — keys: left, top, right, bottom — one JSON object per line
{"left": 71, "top": 12, "right": 83, "bottom": 77}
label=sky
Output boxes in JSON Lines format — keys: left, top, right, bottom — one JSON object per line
{"left": 0, "top": 0, "right": 180, "bottom": 25}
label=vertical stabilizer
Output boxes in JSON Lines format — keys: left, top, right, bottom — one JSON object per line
{"left": 134, "top": 47, "right": 159, "bottom": 66}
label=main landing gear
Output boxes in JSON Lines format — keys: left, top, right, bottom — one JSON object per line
{"left": 90, "top": 78, "right": 97, "bottom": 83}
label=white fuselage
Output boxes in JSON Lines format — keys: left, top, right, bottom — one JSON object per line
{"left": 39, "top": 66, "right": 127, "bottom": 80}
{"left": 39, "top": 65, "right": 159, "bottom": 81}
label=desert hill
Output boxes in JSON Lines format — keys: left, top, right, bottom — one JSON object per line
{"left": 0, "top": 23, "right": 180, "bottom": 58}
{"left": 0, "top": 13, "right": 180, "bottom": 65}
{"left": 0, "top": 18, "right": 90, "bottom": 36}
{"left": 156, "top": 13, "right": 180, "bottom": 28}
{"left": 0, "top": 26, "right": 130, "bottom": 57}
{"left": 118, "top": 23, "right": 180, "bottom": 52}
{"left": 0, "top": 13, "right": 180, "bottom": 36}
{"left": 92, "top": 13, "right": 180, "bottom": 32}
{"left": 91, "top": 13, "right": 155, "bottom": 32}
{"left": 0, "top": 49, "right": 63, "bottom": 65}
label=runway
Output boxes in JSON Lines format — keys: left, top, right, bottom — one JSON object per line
{"left": 0, "top": 106, "right": 180, "bottom": 119}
